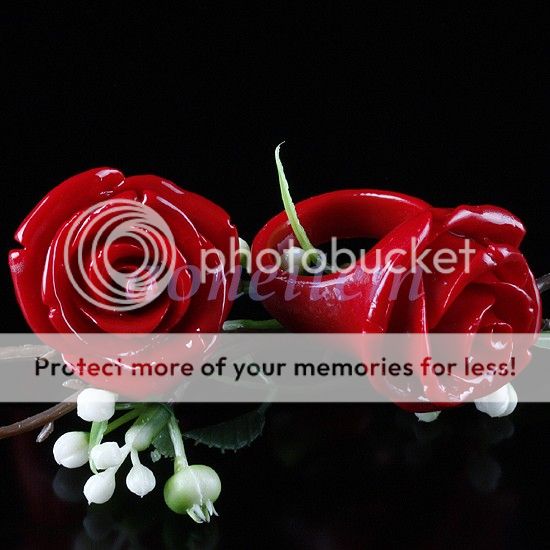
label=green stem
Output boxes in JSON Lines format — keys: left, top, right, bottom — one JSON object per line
{"left": 275, "top": 143, "right": 318, "bottom": 264}
{"left": 104, "top": 407, "right": 143, "bottom": 435}
{"left": 223, "top": 319, "right": 284, "bottom": 332}
{"left": 115, "top": 403, "right": 135, "bottom": 410}
{"left": 168, "top": 415, "right": 188, "bottom": 472}
{"left": 88, "top": 420, "right": 108, "bottom": 473}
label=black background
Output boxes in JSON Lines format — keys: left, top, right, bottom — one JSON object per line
{"left": 0, "top": 3, "right": 549, "bottom": 549}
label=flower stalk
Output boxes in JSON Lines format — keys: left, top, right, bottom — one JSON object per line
{"left": 168, "top": 415, "right": 188, "bottom": 472}
{"left": 275, "top": 143, "right": 320, "bottom": 267}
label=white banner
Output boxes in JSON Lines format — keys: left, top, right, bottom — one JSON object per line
{"left": 0, "top": 332, "right": 548, "bottom": 404}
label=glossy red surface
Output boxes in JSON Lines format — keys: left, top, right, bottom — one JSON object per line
{"left": 9, "top": 168, "right": 239, "bottom": 335}
{"left": 252, "top": 190, "right": 542, "bottom": 410}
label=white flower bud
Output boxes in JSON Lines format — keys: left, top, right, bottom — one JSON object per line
{"left": 124, "top": 426, "right": 140, "bottom": 447}
{"left": 90, "top": 442, "right": 123, "bottom": 470}
{"left": 53, "top": 431, "right": 89, "bottom": 468}
{"left": 415, "top": 411, "right": 441, "bottom": 423}
{"left": 126, "top": 464, "right": 156, "bottom": 497}
{"left": 475, "top": 383, "right": 518, "bottom": 418}
{"left": 83, "top": 469, "right": 116, "bottom": 504}
{"left": 281, "top": 247, "right": 305, "bottom": 275}
{"left": 77, "top": 388, "right": 117, "bottom": 422}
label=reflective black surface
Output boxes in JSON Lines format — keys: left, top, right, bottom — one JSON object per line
{"left": 2, "top": 403, "right": 550, "bottom": 549}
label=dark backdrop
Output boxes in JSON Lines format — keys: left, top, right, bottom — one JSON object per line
{"left": 0, "top": 3, "right": 549, "bottom": 549}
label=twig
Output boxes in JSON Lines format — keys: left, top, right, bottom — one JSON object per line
{"left": 0, "top": 345, "right": 53, "bottom": 361}
{"left": 0, "top": 397, "right": 78, "bottom": 441}
{"left": 0, "top": 345, "right": 77, "bottom": 440}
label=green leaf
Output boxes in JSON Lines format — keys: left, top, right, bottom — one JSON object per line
{"left": 151, "top": 426, "right": 176, "bottom": 458}
{"left": 184, "top": 408, "right": 266, "bottom": 452}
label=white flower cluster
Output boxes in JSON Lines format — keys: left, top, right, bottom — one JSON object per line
{"left": 52, "top": 391, "right": 222, "bottom": 522}
{"left": 53, "top": 388, "right": 156, "bottom": 504}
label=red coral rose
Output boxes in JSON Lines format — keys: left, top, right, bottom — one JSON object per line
{"left": 252, "top": 190, "right": 541, "bottom": 408}
{"left": 9, "top": 168, "right": 238, "bottom": 335}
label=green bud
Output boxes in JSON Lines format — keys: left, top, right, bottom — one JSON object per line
{"left": 125, "top": 405, "right": 172, "bottom": 451}
{"left": 163, "top": 465, "right": 221, "bottom": 522}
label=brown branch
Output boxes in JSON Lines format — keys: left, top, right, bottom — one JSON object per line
{"left": 0, "top": 399, "right": 77, "bottom": 441}
{"left": 0, "top": 344, "right": 79, "bottom": 440}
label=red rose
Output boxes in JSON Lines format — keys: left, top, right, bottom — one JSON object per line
{"left": 9, "top": 167, "right": 238, "bottom": 335}
{"left": 252, "top": 190, "right": 541, "bottom": 407}
{"left": 9, "top": 168, "right": 242, "bottom": 393}
{"left": 9, "top": 168, "right": 239, "bottom": 396}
